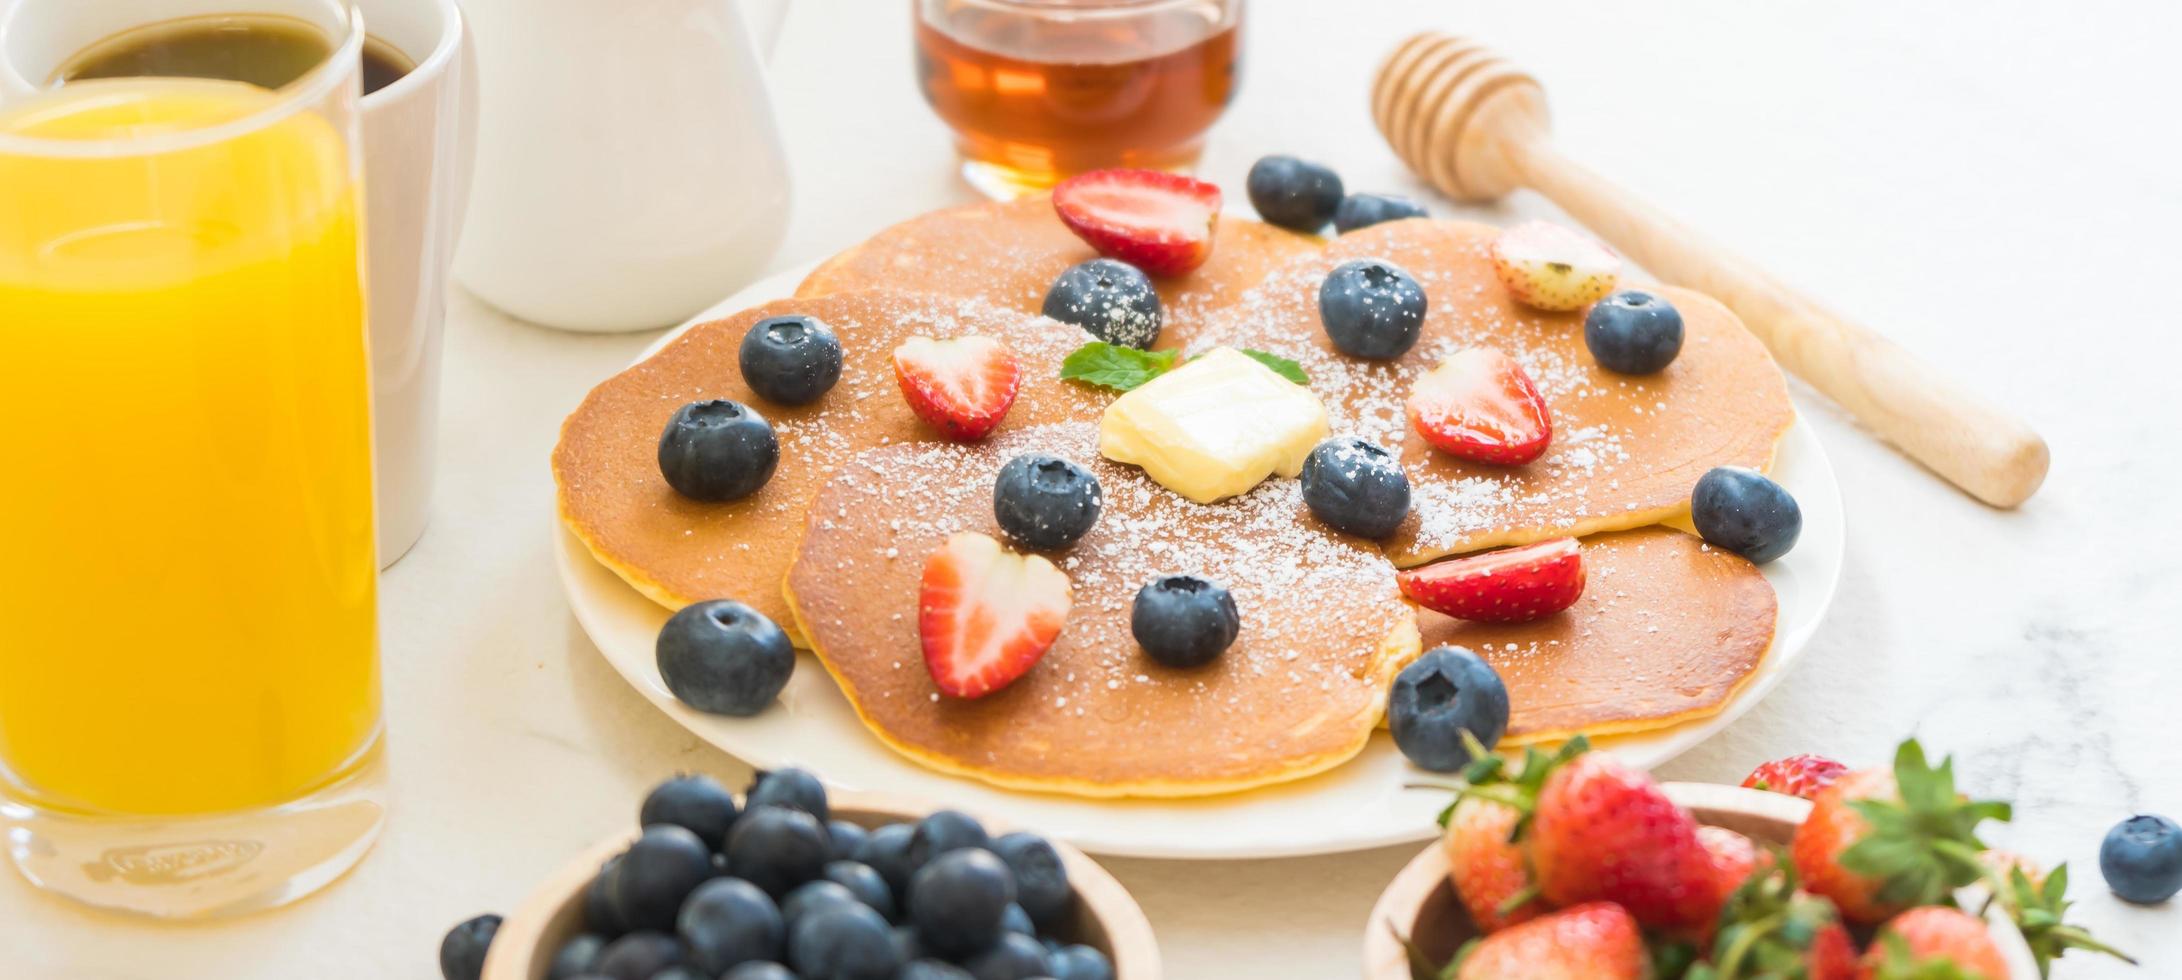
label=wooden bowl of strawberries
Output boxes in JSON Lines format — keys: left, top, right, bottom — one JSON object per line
{"left": 1362, "top": 740, "right": 2081, "bottom": 979}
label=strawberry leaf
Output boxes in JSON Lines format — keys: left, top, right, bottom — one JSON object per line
{"left": 1992, "top": 861, "right": 2136, "bottom": 975}
{"left": 1238, "top": 348, "right": 1309, "bottom": 385}
{"left": 1839, "top": 740, "right": 2012, "bottom": 909}
{"left": 1059, "top": 342, "right": 1177, "bottom": 391}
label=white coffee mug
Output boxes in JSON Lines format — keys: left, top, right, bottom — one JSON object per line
{"left": 0, "top": 0, "right": 477, "bottom": 567}
{"left": 354, "top": 0, "right": 477, "bottom": 565}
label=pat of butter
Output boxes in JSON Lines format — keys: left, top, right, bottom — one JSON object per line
{"left": 1099, "top": 347, "right": 1331, "bottom": 504}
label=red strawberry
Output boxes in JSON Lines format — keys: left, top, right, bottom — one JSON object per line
{"left": 1397, "top": 538, "right": 1584, "bottom": 623}
{"left": 1488, "top": 220, "right": 1620, "bottom": 311}
{"left": 918, "top": 532, "right": 1071, "bottom": 698}
{"left": 1790, "top": 741, "right": 2010, "bottom": 925}
{"left": 1452, "top": 902, "right": 1648, "bottom": 980}
{"left": 1529, "top": 751, "right": 1724, "bottom": 937}
{"left": 1859, "top": 906, "right": 2007, "bottom": 980}
{"left": 1743, "top": 753, "right": 1850, "bottom": 800}
{"left": 1441, "top": 792, "right": 1542, "bottom": 933}
{"left": 1406, "top": 347, "right": 1553, "bottom": 465}
{"left": 1690, "top": 858, "right": 1859, "bottom": 980}
{"left": 893, "top": 335, "right": 1021, "bottom": 441}
{"left": 1051, "top": 168, "right": 1221, "bottom": 277}
{"left": 1698, "top": 825, "right": 1764, "bottom": 909}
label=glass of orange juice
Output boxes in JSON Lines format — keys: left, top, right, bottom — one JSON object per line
{"left": 0, "top": 0, "right": 382, "bottom": 918}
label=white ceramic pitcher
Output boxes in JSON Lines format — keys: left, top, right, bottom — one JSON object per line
{"left": 455, "top": 0, "right": 791, "bottom": 333}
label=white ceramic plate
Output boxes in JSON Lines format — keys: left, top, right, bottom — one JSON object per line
{"left": 555, "top": 261, "right": 1845, "bottom": 859}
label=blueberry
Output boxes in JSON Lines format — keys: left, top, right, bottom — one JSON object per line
{"left": 657, "top": 399, "right": 779, "bottom": 502}
{"left": 438, "top": 913, "right": 501, "bottom": 980}
{"left": 991, "top": 453, "right": 1103, "bottom": 551}
{"left": 1246, "top": 155, "right": 1343, "bottom": 232}
{"left": 584, "top": 854, "right": 627, "bottom": 935}
{"left": 611, "top": 825, "right": 717, "bottom": 933}
{"left": 547, "top": 933, "right": 608, "bottom": 980}
{"left": 593, "top": 931, "right": 685, "bottom": 980}
{"left": 1584, "top": 290, "right": 1684, "bottom": 375}
{"left": 854, "top": 822, "right": 920, "bottom": 899}
{"left": 678, "top": 877, "right": 784, "bottom": 973}
{"left": 2101, "top": 814, "right": 2182, "bottom": 903}
{"left": 651, "top": 969, "right": 707, "bottom": 980}
{"left": 788, "top": 902, "right": 902, "bottom": 980}
{"left": 909, "top": 809, "right": 992, "bottom": 867}
{"left": 827, "top": 819, "right": 869, "bottom": 862}
{"left": 909, "top": 848, "right": 1017, "bottom": 958}
{"left": 728, "top": 805, "right": 833, "bottom": 898}
{"left": 1318, "top": 259, "right": 1426, "bottom": 360}
{"left": 960, "top": 931, "right": 1052, "bottom": 980}
{"left": 656, "top": 600, "right": 793, "bottom": 717}
{"left": 1130, "top": 575, "right": 1240, "bottom": 668}
{"left": 891, "top": 924, "right": 931, "bottom": 963}
{"left": 640, "top": 773, "right": 739, "bottom": 850}
{"left": 900, "top": 960, "right": 976, "bottom": 980}
{"left": 999, "top": 902, "right": 1034, "bottom": 936}
{"left": 1047, "top": 944, "right": 1114, "bottom": 980}
{"left": 825, "top": 860, "right": 898, "bottom": 920}
{"left": 721, "top": 963, "right": 797, "bottom": 980}
{"left": 1388, "top": 646, "right": 1509, "bottom": 773}
{"left": 1041, "top": 258, "right": 1163, "bottom": 349}
{"left": 746, "top": 767, "right": 831, "bottom": 822}
{"left": 740, "top": 314, "right": 843, "bottom": 406}
{"left": 990, "top": 833, "right": 1071, "bottom": 930}
{"left": 1690, "top": 466, "right": 1802, "bottom": 564}
{"left": 1300, "top": 436, "right": 1411, "bottom": 539}
{"left": 782, "top": 879, "right": 860, "bottom": 923}
{"left": 1333, "top": 193, "right": 1428, "bottom": 235}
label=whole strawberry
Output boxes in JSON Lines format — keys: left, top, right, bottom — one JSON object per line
{"left": 1860, "top": 906, "right": 2006, "bottom": 979}
{"left": 1452, "top": 902, "right": 1648, "bottom": 980}
{"left": 1743, "top": 753, "right": 1849, "bottom": 800}
{"left": 1529, "top": 751, "right": 1723, "bottom": 937}
{"left": 1687, "top": 857, "right": 1859, "bottom": 980}
{"left": 1790, "top": 740, "right": 2010, "bottom": 925}
{"left": 1697, "top": 825, "right": 1765, "bottom": 914}
{"left": 1436, "top": 741, "right": 1557, "bottom": 932}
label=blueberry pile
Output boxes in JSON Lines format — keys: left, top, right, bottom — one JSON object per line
{"left": 440, "top": 769, "right": 1115, "bottom": 980}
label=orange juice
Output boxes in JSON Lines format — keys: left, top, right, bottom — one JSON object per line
{"left": 0, "top": 79, "right": 379, "bottom": 816}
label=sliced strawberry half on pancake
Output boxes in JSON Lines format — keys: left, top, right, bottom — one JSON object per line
{"left": 1052, "top": 168, "right": 1222, "bottom": 277}
{"left": 893, "top": 335, "right": 1022, "bottom": 441}
{"left": 918, "top": 532, "right": 1073, "bottom": 698}
{"left": 1407, "top": 347, "right": 1554, "bottom": 465}
{"left": 1398, "top": 537, "right": 1585, "bottom": 623}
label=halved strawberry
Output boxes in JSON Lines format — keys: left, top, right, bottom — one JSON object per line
{"left": 1406, "top": 348, "right": 1553, "bottom": 465}
{"left": 918, "top": 532, "right": 1072, "bottom": 698}
{"left": 1051, "top": 168, "right": 1221, "bottom": 278}
{"left": 1488, "top": 220, "right": 1621, "bottom": 311}
{"left": 1397, "top": 538, "right": 1584, "bottom": 623}
{"left": 893, "top": 336, "right": 1021, "bottom": 441}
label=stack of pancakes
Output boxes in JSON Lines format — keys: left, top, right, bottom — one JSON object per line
{"left": 553, "top": 196, "right": 1793, "bottom": 798}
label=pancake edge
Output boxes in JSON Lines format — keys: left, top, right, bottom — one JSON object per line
{"left": 781, "top": 563, "right": 1424, "bottom": 799}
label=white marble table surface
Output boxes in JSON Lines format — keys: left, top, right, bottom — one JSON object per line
{"left": 8, "top": 1, "right": 2180, "bottom": 976}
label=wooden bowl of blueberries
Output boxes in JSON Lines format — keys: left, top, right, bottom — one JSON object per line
{"left": 473, "top": 767, "right": 1158, "bottom": 980}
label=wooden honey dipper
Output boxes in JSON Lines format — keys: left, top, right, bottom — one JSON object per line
{"left": 1370, "top": 33, "right": 2048, "bottom": 507}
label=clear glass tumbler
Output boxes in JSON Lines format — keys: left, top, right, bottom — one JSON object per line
{"left": 0, "top": 0, "right": 384, "bottom": 918}
{"left": 914, "top": 0, "right": 1244, "bottom": 199}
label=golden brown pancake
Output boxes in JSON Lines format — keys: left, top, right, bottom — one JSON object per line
{"left": 1419, "top": 526, "right": 1777, "bottom": 742}
{"left": 553, "top": 291, "right": 1110, "bottom": 644}
{"left": 793, "top": 196, "right": 1319, "bottom": 347}
{"left": 783, "top": 423, "right": 1423, "bottom": 797}
{"left": 1180, "top": 219, "right": 1795, "bottom": 566}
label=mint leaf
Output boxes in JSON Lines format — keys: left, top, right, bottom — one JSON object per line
{"left": 1059, "top": 342, "right": 1177, "bottom": 391}
{"left": 1239, "top": 348, "right": 1309, "bottom": 385}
